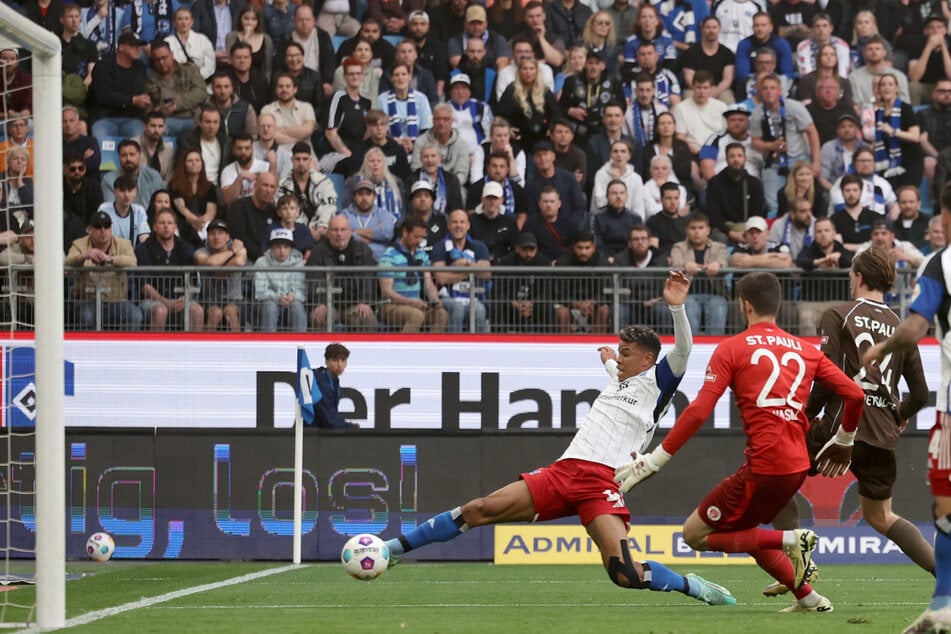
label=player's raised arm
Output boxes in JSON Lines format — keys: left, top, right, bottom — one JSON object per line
{"left": 662, "top": 271, "right": 692, "bottom": 379}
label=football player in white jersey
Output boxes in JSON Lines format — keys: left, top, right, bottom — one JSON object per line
{"left": 383, "top": 271, "right": 737, "bottom": 606}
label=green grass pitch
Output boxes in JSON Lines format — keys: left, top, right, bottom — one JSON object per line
{"left": 0, "top": 561, "right": 938, "bottom": 633}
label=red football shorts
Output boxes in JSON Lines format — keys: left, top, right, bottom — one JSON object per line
{"left": 696, "top": 463, "right": 807, "bottom": 531}
{"left": 521, "top": 458, "right": 630, "bottom": 526}
{"left": 928, "top": 412, "right": 951, "bottom": 497}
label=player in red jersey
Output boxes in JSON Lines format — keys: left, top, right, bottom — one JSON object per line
{"left": 615, "top": 271, "right": 865, "bottom": 613}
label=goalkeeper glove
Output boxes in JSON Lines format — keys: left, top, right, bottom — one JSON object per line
{"left": 614, "top": 447, "right": 672, "bottom": 493}
{"left": 815, "top": 427, "right": 857, "bottom": 478}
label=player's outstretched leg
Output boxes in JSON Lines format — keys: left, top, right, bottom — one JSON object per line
{"left": 752, "top": 550, "right": 833, "bottom": 613}
{"left": 607, "top": 540, "right": 736, "bottom": 606}
{"left": 384, "top": 506, "right": 468, "bottom": 567}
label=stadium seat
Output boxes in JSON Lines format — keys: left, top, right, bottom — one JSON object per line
{"left": 332, "top": 35, "right": 347, "bottom": 52}
{"left": 383, "top": 35, "right": 401, "bottom": 48}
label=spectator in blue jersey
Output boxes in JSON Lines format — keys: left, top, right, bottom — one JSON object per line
{"left": 734, "top": 12, "right": 795, "bottom": 93}
{"left": 378, "top": 215, "right": 448, "bottom": 332}
{"left": 623, "top": 5, "right": 677, "bottom": 78}
{"left": 654, "top": 0, "right": 710, "bottom": 53}
{"left": 623, "top": 42, "right": 682, "bottom": 109}
{"left": 311, "top": 343, "right": 360, "bottom": 429}
{"left": 432, "top": 210, "right": 492, "bottom": 333}
{"left": 120, "top": 0, "right": 181, "bottom": 44}
{"left": 377, "top": 63, "right": 433, "bottom": 156}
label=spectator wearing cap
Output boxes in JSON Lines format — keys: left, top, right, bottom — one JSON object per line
{"left": 591, "top": 179, "right": 644, "bottom": 259}
{"left": 352, "top": 109, "right": 412, "bottom": 184}
{"left": 134, "top": 208, "right": 204, "bottom": 332}
{"left": 491, "top": 231, "right": 553, "bottom": 332}
{"left": 494, "top": 34, "right": 556, "bottom": 103}
{"left": 819, "top": 112, "right": 867, "bottom": 191}
{"left": 432, "top": 209, "right": 492, "bottom": 333}
{"left": 405, "top": 179, "right": 448, "bottom": 251}
{"left": 66, "top": 211, "right": 143, "bottom": 331}
{"left": 731, "top": 215, "right": 794, "bottom": 269}
{"left": 226, "top": 172, "right": 279, "bottom": 262}
{"left": 447, "top": 5, "right": 512, "bottom": 72}
{"left": 466, "top": 147, "right": 527, "bottom": 223}
{"left": 855, "top": 216, "right": 925, "bottom": 269}
{"left": 410, "top": 104, "right": 471, "bottom": 196}
{"left": 406, "top": 10, "right": 450, "bottom": 99}
{"left": 89, "top": 32, "right": 150, "bottom": 141}
{"left": 469, "top": 181, "right": 518, "bottom": 262}
{"left": 307, "top": 215, "right": 379, "bottom": 332}
{"left": 339, "top": 178, "right": 397, "bottom": 260}
{"left": 559, "top": 50, "right": 626, "bottom": 149}
{"left": 98, "top": 174, "right": 151, "bottom": 245}
{"left": 376, "top": 62, "right": 434, "bottom": 155}
{"left": 411, "top": 144, "right": 464, "bottom": 217}
{"left": 807, "top": 76, "right": 858, "bottom": 146}
{"left": 254, "top": 227, "right": 307, "bottom": 332}
{"left": 195, "top": 218, "right": 247, "bottom": 332}
{"left": 699, "top": 104, "right": 756, "bottom": 182}
{"left": 278, "top": 141, "right": 338, "bottom": 242}
{"left": 266, "top": 194, "right": 316, "bottom": 262}
{"left": 447, "top": 74, "right": 493, "bottom": 158}
{"left": 703, "top": 143, "right": 766, "bottom": 244}
{"left": 378, "top": 215, "right": 448, "bottom": 332}
{"left": 525, "top": 140, "right": 588, "bottom": 231}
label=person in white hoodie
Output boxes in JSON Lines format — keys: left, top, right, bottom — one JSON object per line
{"left": 254, "top": 227, "right": 307, "bottom": 332}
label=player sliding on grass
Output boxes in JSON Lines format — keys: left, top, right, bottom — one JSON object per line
{"left": 385, "top": 271, "right": 737, "bottom": 606}
{"left": 615, "top": 272, "right": 865, "bottom": 613}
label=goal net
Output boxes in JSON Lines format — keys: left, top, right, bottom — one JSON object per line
{"left": 0, "top": 6, "right": 64, "bottom": 629}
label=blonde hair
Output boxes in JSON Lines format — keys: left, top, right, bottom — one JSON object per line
{"left": 358, "top": 146, "right": 401, "bottom": 196}
{"left": 513, "top": 57, "right": 546, "bottom": 119}
{"left": 583, "top": 11, "right": 616, "bottom": 48}
{"left": 852, "top": 10, "right": 882, "bottom": 46}
{"left": 783, "top": 161, "right": 815, "bottom": 208}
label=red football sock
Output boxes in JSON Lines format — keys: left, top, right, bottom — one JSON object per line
{"left": 706, "top": 528, "right": 784, "bottom": 553}
{"left": 752, "top": 549, "right": 796, "bottom": 589}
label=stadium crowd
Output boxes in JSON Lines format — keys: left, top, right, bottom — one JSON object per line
{"left": 0, "top": 0, "right": 949, "bottom": 333}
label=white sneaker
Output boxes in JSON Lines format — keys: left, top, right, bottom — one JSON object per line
{"left": 903, "top": 607, "right": 951, "bottom": 634}
{"left": 779, "top": 594, "right": 833, "bottom": 613}
{"left": 763, "top": 561, "right": 819, "bottom": 596}
{"left": 784, "top": 529, "right": 818, "bottom": 589}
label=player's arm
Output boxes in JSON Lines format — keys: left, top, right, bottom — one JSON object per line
{"left": 600, "top": 346, "right": 620, "bottom": 380}
{"left": 804, "top": 308, "right": 845, "bottom": 419}
{"left": 899, "top": 350, "right": 929, "bottom": 423}
{"left": 812, "top": 353, "right": 865, "bottom": 477}
{"left": 615, "top": 347, "right": 731, "bottom": 493}
{"left": 660, "top": 271, "right": 692, "bottom": 378}
{"left": 864, "top": 264, "right": 944, "bottom": 367}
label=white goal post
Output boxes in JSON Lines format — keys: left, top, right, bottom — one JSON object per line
{"left": 0, "top": 5, "right": 65, "bottom": 629}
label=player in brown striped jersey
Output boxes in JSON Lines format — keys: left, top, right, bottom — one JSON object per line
{"left": 766, "top": 246, "right": 933, "bottom": 597}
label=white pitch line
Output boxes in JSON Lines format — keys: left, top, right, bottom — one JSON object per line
{"left": 17, "top": 564, "right": 305, "bottom": 633}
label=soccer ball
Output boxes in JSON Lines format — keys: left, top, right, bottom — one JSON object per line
{"left": 86, "top": 532, "right": 115, "bottom": 562}
{"left": 341, "top": 534, "right": 389, "bottom": 580}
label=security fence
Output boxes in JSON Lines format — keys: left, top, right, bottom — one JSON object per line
{"left": 1, "top": 265, "right": 920, "bottom": 334}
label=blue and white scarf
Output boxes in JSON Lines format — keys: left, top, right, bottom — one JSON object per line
{"left": 375, "top": 181, "right": 401, "bottom": 221}
{"left": 874, "top": 101, "right": 905, "bottom": 178}
{"left": 630, "top": 100, "right": 656, "bottom": 147}
{"left": 129, "top": 0, "right": 173, "bottom": 40}
{"left": 452, "top": 99, "right": 486, "bottom": 144}
{"left": 424, "top": 169, "right": 448, "bottom": 216}
{"left": 483, "top": 176, "right": 515, "bottom": 215}
{"left": 762, "top": 99, "right": 788, "bottom": 172}
{"left": 386, "top": 90, "right": 419, "bottom": 140}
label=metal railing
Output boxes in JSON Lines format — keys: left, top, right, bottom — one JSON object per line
{"left": 0, "top": 265, "right": 920, "bottom": 334}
